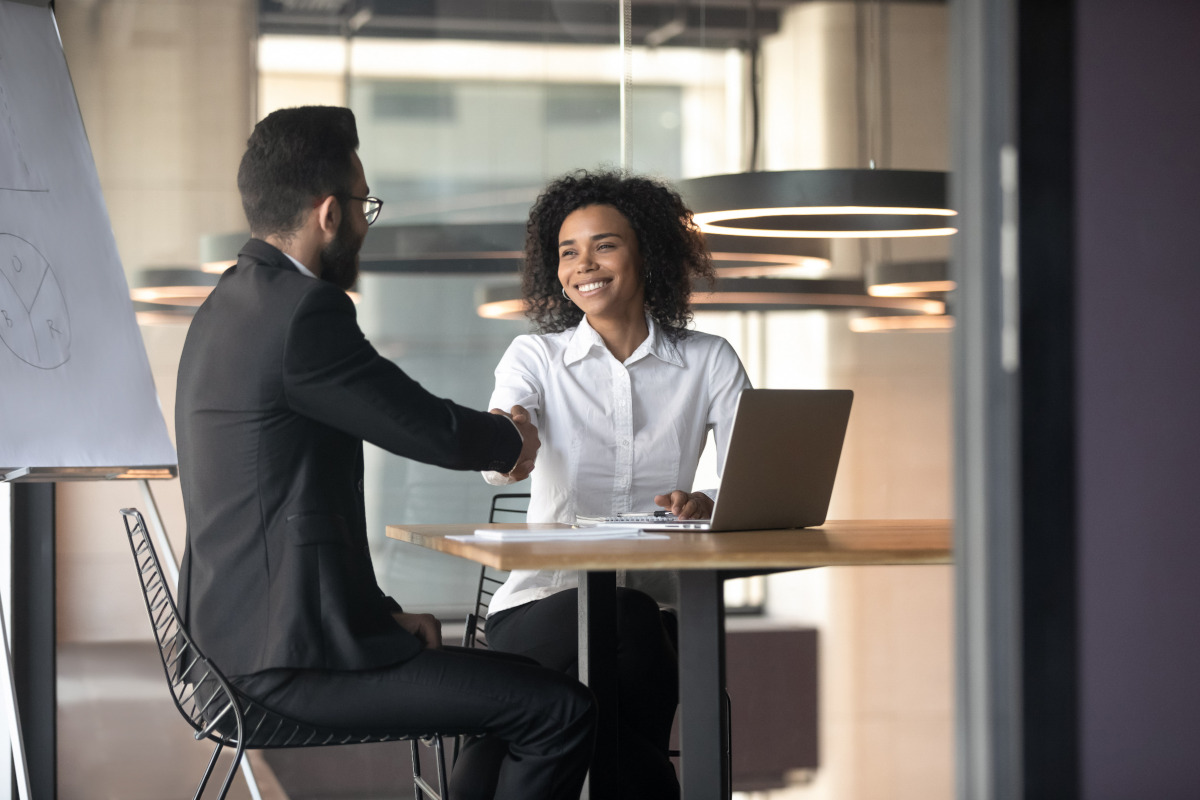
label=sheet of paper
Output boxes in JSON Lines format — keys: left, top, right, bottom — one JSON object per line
{"left": 447, "top": 527, "right": 669, "bottom": 543}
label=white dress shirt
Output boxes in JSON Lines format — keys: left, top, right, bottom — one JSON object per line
{"left": 484, "top": 314, "right": 751, "bottom": 614}
{"left": 283, "top": 252, "right": 319, "bottom": 279}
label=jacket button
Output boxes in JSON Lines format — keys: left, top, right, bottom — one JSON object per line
{"left": 357, "top": 479, "right": 364, "bottom": 493}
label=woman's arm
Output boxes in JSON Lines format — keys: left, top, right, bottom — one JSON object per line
{"left": 707, "top": 337, "right": 755, "bottom": 476}
{"left": 653, "top": 336, "right": 753, "bottom": 518}
{"left": 482, "top": 336, "right": 546, "bottom": 485}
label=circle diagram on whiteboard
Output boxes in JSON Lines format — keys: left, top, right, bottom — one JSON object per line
{"left": 0, "top": 233, "right": 71, "bottom": 369}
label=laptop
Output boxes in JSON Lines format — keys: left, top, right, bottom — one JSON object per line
{"left": 640, "top": 388, "right": 853, "bottom": 532}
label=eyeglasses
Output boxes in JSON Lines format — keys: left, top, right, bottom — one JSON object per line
{"left": 346, "top": 195, "right": 384, "bottom": 226}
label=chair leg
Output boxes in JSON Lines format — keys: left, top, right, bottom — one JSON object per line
{"left": 194, "top": 742, "right": 224, "bottom": 800}
{"left": 435, "top": 736, "right": 450, "bottom": 800}
{"left": 411, "top": 739, "right": 426, "bottom": 800}
{"left": 411, "top": 738, "right": 450, "bottom": 800}
{"left": 215, "top": 742, "right": 247, "bottom": 800}
{"left": 239, "top": 758, "right": 265, "bottom": 800}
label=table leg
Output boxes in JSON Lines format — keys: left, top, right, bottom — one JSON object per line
{"left": 678, "top": 570, "right": 728, "bottom": 800}
{"left": 578, "top": 570, "right": 618, "bottom": 800}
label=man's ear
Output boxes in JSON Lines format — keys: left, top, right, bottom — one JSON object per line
{"left": 314, "top": 194, "right": 341, "bottom": 242}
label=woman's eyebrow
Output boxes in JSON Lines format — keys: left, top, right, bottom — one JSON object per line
{"left": 558, "top": 232, "right": 622, "bottom": 247}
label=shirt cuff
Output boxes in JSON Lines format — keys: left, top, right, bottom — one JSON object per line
{"left": 482, "top": 470, "right": 517, "bottom": 486}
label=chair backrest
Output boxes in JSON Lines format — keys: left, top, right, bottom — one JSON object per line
{"left": 120, "top": 508, "right": 247, "bottom": 747}
{"left": 462, "top": 567, "right": 508, "bottom": 649}
{"left": 487, "top": 493, "right": 531, "bottom": 524}
{"left": 120, "top": 508, "right": 438, "bottom": 750}
{"left": 460, "top": 494, "right": 528, "bottom": 648}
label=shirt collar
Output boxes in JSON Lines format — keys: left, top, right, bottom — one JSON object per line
{"left": 283, "top": 252, "right": 318, "bottom": 280}
{"left": 563, "top": 313, "right": 685, "bottom": 368}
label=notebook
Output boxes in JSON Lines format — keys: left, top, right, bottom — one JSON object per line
{"left": 639, "top": 388, "right": 854, "bottom": 532}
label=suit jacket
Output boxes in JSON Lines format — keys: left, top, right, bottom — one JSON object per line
{"left": 176, "top": 238, "right": 521, "bottom": 677}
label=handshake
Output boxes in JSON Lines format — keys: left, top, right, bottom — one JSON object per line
{"left": 490, "top": 405, "right": 539, "bottom": 482}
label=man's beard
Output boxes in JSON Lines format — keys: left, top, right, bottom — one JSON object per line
{"left": 318, "top": 214, "right": 362, "bottom": 291}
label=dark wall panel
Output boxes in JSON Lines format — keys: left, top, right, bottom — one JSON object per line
{"left": 1076, "top": 0, "right": 1200, "bottom": 796}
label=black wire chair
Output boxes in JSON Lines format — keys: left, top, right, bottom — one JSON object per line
{"left": 120, "top": 507, "right": 455, "bottom": 800}
{"left": 459, "top": 494, "right": 526, "bottom": 650}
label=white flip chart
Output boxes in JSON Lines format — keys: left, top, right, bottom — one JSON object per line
{"left": 0, "top": 0, "right": 175, "bottom": 473}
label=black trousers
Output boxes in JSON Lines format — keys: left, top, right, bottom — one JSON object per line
{"left": 487, "top": 588, "right": 681, "bottom": 800}
{"left": 233, "top": 645, "right": 595, "bottom": 800}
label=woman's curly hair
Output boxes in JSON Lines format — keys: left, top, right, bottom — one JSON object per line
{"left": 522, "top": 169, "right": 715, "bottom": 339}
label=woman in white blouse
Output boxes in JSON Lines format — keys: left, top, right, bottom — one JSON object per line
{"left": 482, "top": 170, "right": 751, "bottom": 799}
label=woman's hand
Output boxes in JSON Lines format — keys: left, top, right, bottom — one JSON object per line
{"left": 654, "top": 490, "right": 714, "bottom": 520}
{"left": 491, "top": 404, "right": 539, "bottom": 481}
{"left": 392, "top": 612, "right": 442, "bottom": 649}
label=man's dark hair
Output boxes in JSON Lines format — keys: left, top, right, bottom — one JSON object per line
{"left": 237, "top": 106, "right": 360, "bottom": 237}
{"left": 522, "top": 169, "right": 715, "bottom": 339}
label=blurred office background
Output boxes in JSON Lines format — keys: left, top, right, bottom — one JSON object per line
{"left": 48, "top": 1, "right": 953, "bottom": 797}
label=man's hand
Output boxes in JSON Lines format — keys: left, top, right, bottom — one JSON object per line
{"left": 392, "top": 612, "right": 442, "bottom": 649}
{"left": 654, "top": 490, "right": 714, "bottom": 520}
{"left": 490, "top": 404, "right": 539, "bottom": 481}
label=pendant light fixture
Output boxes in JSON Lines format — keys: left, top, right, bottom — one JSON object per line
{"left": 850, "top": 314, "right": 955, "bottom": 332}
{"left": 129, "top": 267, "right": 220, "bottom": 307}
{"left": 679, "top": 0, "right": 955, "bottom": 239}
{"left": 702, "top": 231, "right": 831, "bottom": 276}
{"left": 855, "top": 258, "right": 955, "bottom": 331}
{"left": 477, "top": 278, "right": 944, "bottom": 321}
{"left": 684, "top": 168, "right": 955, "bottom": 238}
{"left": 865, "top": 258, "right": 954, "bottom": 296}
{"left": 203, "top": 220, "right": 832, "bottom": 282}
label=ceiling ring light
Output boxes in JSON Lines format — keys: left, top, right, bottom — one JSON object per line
{"left": 477, "top": 277, "right": 945, "bottom": 320}
{"left": 866, "top": 258, "right": 955, "bottom": 296}
{"left": 850, "top": 314, "right": 956, "bottom": 332}
{"left": 203, "top": 224, "right": 833, "bottom": 277}
{"left": 679, "top": 169, "right": 957, "bottom": 239}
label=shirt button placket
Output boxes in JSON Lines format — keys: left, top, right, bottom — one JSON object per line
{"left": 613, "top": 361, "right": 633, "bottom": 510}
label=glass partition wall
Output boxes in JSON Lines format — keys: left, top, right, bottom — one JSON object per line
{"left": 257, "top": 17, "right": 766, "bottom": 614}
{"left": 256, "top": 12, "right": 954, "bottom": 798}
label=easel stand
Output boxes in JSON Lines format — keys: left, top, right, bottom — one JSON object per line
{"left": 0, "top": 605, "right": 30, "bottom": 800}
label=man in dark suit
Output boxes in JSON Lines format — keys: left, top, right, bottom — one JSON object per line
{"left": 176, "top": 106, "right": 594, "bottom": 800}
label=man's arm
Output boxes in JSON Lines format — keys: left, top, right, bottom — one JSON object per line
{"left": 282, "top": 285, "right": 525, "bottom": 472}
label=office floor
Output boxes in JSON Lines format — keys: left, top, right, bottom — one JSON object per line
{"left": 58, "top": 641, "right": 811, "bottom": 799}
{"left": 58, "top": 641, "right": 260, "bottom": 800}
{"left": 57, "top": 641, "right": 470, "bottom": 800}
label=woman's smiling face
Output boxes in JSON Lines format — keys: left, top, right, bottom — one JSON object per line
{"left": 557, "top": 204, "right": 645, "bottom": 323}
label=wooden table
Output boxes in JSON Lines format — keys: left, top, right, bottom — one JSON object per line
{"left": 386, "top": 520, "right": 952, "bottom": 800}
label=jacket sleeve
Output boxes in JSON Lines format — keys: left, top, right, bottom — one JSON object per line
{"left": 281, "top": 283, "right": 522, "bottom": 473}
